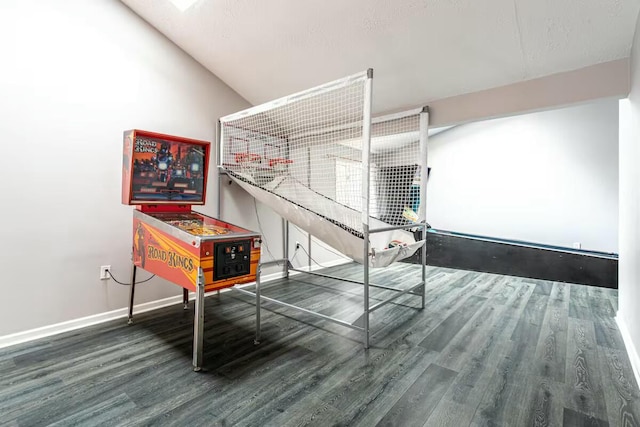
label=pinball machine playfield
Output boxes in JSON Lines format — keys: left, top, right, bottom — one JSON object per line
{"left": 122, "top": 129, "right": 261, "bottom": 371}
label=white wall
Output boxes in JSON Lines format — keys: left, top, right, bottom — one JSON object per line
{"left": 427, "top": 99, "right": 619, "bottom": 253}
{"left": 0, "top": 0, "right": 258, "bottom": 336}
{"left": 618, "top": 10, "right": 640, "bottom": 381}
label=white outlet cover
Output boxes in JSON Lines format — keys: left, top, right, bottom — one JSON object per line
{"left": 100, "top": 265, "right": 111, "bottom": 280}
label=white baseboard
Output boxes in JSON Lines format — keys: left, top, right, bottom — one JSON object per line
{"left": 0, "top": 260, "right": 351, "bottom": 350}
{"left": 0, "top": 294, "right": 187, "bottom": 350}
{"left": 616, "top": 313, "right": 640, "bottom": 388}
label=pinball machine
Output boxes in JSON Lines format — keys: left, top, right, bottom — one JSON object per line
{"left": 122, "top": 129, "right": 261, "bottom": 371}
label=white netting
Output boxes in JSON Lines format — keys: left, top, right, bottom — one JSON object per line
{"left": 369, "top": 114, "right": 423, "bottom": 226}
{"left": 219, "top": 70, "right": 427, "bottom": 265}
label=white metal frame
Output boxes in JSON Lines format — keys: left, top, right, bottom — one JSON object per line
{"left": 218, "top": 70, "right": 430, "bottom": 348}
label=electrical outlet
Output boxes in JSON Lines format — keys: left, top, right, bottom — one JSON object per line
{"left": 100, "top": 265, "right": 111, "bottom": 280}
{"left": 572, "top": 242, "right": 581, "bottom": 249}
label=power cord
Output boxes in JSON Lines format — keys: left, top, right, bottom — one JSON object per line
{"left": 290, "top": 245, "right": 311, "bottom": 268}
{"left": 293, "top": 242, "right": 333, "bottom": 269}
{"left": 106, "top": 269, "right": 155, "bottom": 286}
{"left": 290, "top": 223, "right": 350, "bottom": 261}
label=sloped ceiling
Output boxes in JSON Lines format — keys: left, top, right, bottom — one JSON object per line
{"left": 121, "top": 0, "right": 640, "bottom": 114}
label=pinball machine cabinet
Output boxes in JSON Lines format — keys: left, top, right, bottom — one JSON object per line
{"left": 122, "top": 129, "right": 261, "bottom": 371}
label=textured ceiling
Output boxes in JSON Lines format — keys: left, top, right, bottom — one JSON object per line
{"left": 121, "top": 0, "right": 640, "bottom": 114}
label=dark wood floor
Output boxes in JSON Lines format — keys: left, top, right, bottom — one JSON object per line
{"left": 1, "top": 263, "right": 638, "bottom": 426}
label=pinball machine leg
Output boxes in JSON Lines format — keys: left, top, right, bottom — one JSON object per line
{"left": 193, "top": 269, "right": 205, "bottom": 372}
{"left": 254, "top": 264, "right": 261, "bottom": 345}
{"left": 127, "top": 264, "right": 137, "bottom": 325}
{"left": 183, "top": 287, "right": 189, "bottom": 310}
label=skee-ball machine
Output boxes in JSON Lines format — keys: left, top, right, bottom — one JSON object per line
{"left": 122, "top": 129, "right": 262, "bottom": 371}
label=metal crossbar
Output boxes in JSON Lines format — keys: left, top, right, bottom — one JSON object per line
{"left": 234, "top": 286, "right": 363, "bottom": 331}
{"left": 289, "top": 267, "right": 423, "bottom": 296}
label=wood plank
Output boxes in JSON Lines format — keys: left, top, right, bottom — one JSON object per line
{"left": 449, "top": 270, "right": 481, "bottom": 288}
{"left": 470, "top": 289, "right": 550, "bottom": 425}
{"left": 565, "top": 318, "right": 609, "bottom": 421}
{"left": 606, "top": 288, "right": 619, "bottom": 315}
{"left": 474, "top": 375, "right": 564, "bottom": 427}
{"left": 435, "top": 301, "right": 502, "bottom": 371}
{"left": 569, "top": 284, "right": 593, "bottom": 320}
{"left": 142, "top": 346, "right": 323, "bottom": 426}
{"left": 587, "top": 286, "right": 616, "bottom": 317}
{"left": 282, "top": 347, "right": 436, "bottom": 427}
{"left": 436, "top": 278, "right": 518, "bottom": 371}
{"left": 563, "top": 407, "right": 609, "bottom": 426}
{"left": 47, "top": 393, "right": 136, "bottom": 426}
{"left": 373, "top": 272, "right": 492, "bottom": 349}
{"left": 510, "top": 291, "right": 549, "bottom": 343}
{"left": 593, "top": 315, "right": 626, "bottom": 351}
{"left": 587, "top": 286, "right": 626, "bottom": 351}
{"left": 0, "top": 340, "right": 52, "bottom": 363}
{"left": 597, "top": 346, "right": 640, "bottom": 427}
{"left": 277, "top": 394, "right": 344, "bottom": 427}
{"left": 313, "top": 347, "right": 435, "bottom": 426}
{"left": 447, "top": 281, "right": 536, "bottom": 406}
{"left": 488, "top": 276, "right": 518, "bottom": 305}
{"left": 422, "top": 400, "right": 477, "bottom": 427}
{"left": 0, "top": 358, "right": 16, "bottom": 375}
{"left": 13, "top": 343, "right": 207, "bottom": 425}
{"left": 549, "top": 281, "right": 570, "bottom": 308}
{"left": 419, "top": 296, "right": 487, "bottom": 352}
{"left": 529, "top": 279, "right": 554, "bottom": 296}
{"left": 534, "top": 299, "right": 568, "bottom": 382}
{"left": 375, "top": 364, "right": 457, "bottom": 427}
{"left": 524, "top": 378, "right": 565, "bottom": 427}
{"left": 215, "top": 329, "right": 314, "bottom": 380}
{"left": 0, "top": 377, "right": 65, "bottom": 422}
{"left": 468, "top": 347, "right": 528, "bottom": 426}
